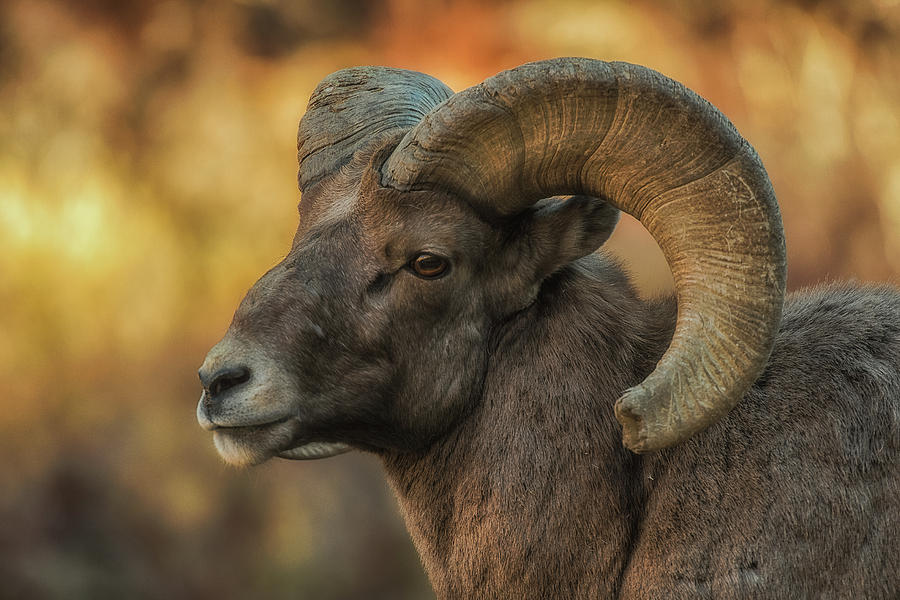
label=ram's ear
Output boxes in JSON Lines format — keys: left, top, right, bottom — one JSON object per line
{"left": 521, "top": 195, "right": 620, "bottom": 279}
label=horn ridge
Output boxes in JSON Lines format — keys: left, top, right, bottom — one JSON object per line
{"left": 297, "top": 66, "right": 453, "bottom": 193}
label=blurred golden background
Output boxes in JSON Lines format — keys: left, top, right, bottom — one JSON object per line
{"left": 1, "top": 0, "right": 898, "bottom": 597}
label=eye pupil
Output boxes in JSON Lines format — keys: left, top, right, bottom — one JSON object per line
{"left": 412, "top": 253, "right": 448, "bottom": 278}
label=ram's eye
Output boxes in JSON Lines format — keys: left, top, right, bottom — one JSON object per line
{"left": 410, "top": 253, "right": 449, "bottom": 279}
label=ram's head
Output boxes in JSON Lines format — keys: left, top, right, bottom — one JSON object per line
{"left": 197, "top": 58, "right": 786, "bottom": 466}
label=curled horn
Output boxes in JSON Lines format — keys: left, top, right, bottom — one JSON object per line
{"left": 381, "top": 58, "right": 787, "bottom": 452}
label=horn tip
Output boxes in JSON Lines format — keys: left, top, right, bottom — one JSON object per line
{"left": 615, "top": 390, "right": 655, "bottom": 454}
{"left": 615, "top": 387, "right": 689, "bottom": 454}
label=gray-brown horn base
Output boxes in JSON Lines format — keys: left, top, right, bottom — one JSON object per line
{"left": 297, "top": 66, "right": 453, "bottom": 193}
{"left": 381, "top": 58, "right": 787, "bottom": 452}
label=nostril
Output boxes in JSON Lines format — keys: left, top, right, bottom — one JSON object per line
{"left": 207, "top": 366, "right": 251, "bottom": 397}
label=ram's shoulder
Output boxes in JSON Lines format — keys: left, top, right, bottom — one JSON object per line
{"left": 752, "top": 282, "right": 900, "bottom": 399}
{"left": 784, "top": 281, "right": 900, "bottom": 320}
{"left": 778, "top": 282, "right": 900, "bottom": 351}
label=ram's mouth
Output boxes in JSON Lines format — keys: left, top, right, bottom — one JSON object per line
{"left": 209, "top": 416, "right": 351, "bottom": 465}
{"left": 209, "top": 416, "right": 290, "bottom": 433}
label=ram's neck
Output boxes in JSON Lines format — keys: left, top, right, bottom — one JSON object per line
{"left": 382, "top": 255, "right": 675, "bottom": 599}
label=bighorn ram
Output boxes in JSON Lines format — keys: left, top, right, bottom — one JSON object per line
{"left": 198, "top": 58, "right": 900, "bottom": 598}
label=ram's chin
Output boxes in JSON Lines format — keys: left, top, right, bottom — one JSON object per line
{"left": 210, "top": 419, "right": 296, "bottom": 467}
{"left": 210, "top": 421, "right": 352, "bottom": 466}
{"left": 213, "top": 430, "right": 275, "bottom": 467}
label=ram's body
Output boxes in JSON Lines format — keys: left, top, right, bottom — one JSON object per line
{"left": 386, "top": 260, "right": 900, "bottom": 598}
{"left": 197, "top": 58, "right": 900, "bottom": 599}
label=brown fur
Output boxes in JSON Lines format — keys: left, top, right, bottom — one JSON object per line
{"left": 202, "top": 141, "right": 900, "bottom": 598}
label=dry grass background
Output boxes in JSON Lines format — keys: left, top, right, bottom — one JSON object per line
{"left": 1, "top": 0, "right": 898, "bottom": 597}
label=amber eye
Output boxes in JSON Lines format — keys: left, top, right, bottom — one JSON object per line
{"left": 410, "top": 253, "right": 449, "bottom": 279}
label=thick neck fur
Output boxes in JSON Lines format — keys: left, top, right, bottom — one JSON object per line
{"left": 382, "top": 254, "right": 676, "bottom": 599}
